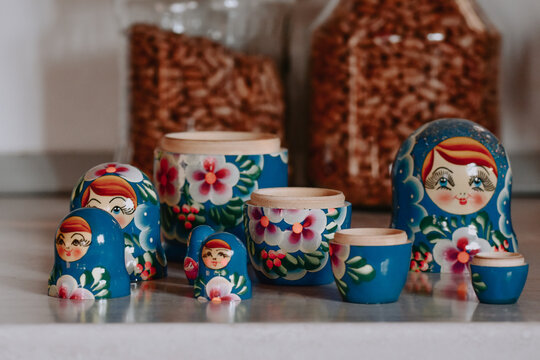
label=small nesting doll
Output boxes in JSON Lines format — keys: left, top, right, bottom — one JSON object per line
{"left": 194, "top": 232, "right": 251, "bottom": 302}
{"left": 48, "top": 208, "right": 131, "bottom": 299}
{"left": 184, "top": 225, "right": 215, "bottom": 285}
{"left": 391, "top": 118, "right": 517, "bottom": 273}
{"left": 70, "top": 163, "right": 167, "bottom": 282}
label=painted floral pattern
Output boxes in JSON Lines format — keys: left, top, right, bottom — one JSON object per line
{"left": 281, "top": 209, "right": 327, "bottom": 253}
{"left": 84, "top": 163, "right": 143, "bottom": 183}
{"left": 433, "top": 226, "right": 491, "bottom": 273}
{"left": 329, "top": 243, "right": 349, "bottom": 280}
{"left": 49, "top": 275, "right": 95, "bottom": 300}
{"left": 410, "top": 243, "right": 434, "bottom": 272}
{"left": 195, "top": 273, "right": 249, "bottom": 302}
{"left": 247, "top": 206, "right": 282, "bottom": 245}
{"left": 154, "top": 155, "right": 184, "bottom": 206}
{"left": 245, "top": 205, "right": 350, "bottom": 282}
{"left": 48, "top": 267, "right": 111, "bottom": 299}
{"left": 186, "top": 155, "right": 240, "bottom": 206}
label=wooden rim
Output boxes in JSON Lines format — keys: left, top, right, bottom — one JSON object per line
{"left": 158, "top": 131, "right": 281, "bottom": 155}
{"left": 248, "top": 187, "right": 345, "bottom": 209}
{"left": 331, "top": 228, "right": 409, "bottom": 246}
{"left": 471, "top": 252, "right": 526, "bottom": 267}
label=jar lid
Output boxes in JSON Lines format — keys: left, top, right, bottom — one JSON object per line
{"left": 248, "top": 187, "right": 345, "bottom": 209}
{"left": 471, "top": 252, "right": 526, "bottom": 267}
{"left": 332, "top": 228, "right": 408, "bottom": 246}
{"left": 159, "top": 131, "right": 281, "bottom": 155}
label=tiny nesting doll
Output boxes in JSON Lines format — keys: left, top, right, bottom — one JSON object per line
{"left": 194, "top": 232, "right": 251, "bottom": 302}
{"left": 70, "top": 163, "right": 167, "bottom": 282}
{"left": 391, "top": 118, "right": 517, "bottom": 273}
{"left": 184, "top": 225, "right": 216, "bottom": 285}
{"left": 48, "top": 208, "right": 131, "bottom": 299}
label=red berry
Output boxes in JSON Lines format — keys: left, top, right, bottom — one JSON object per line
{"left": 190, "top": 206, "right": 199, "bottom": 214}
{"left": 503, "top": 240, "right": 509, "bottom": 248}
{"left": 269, "top": 251, "right": 276, "bottom": 260}
{"left": 274, "top": 258, "right": 282, "bottom": 267}
{"left": 145, "top": 261, "right": 152, "bottom": 269}
{"left": 184, "top": 222, "right": 193, "bottom": 230}
{"left": 187, "top": 214, "right": 195, "bottom": 222}
{"left": 277, "top": 253, "right": 286, "bottom": 259}
{"left": 136, "top": 264, "right": 144, "bottom": 272}
{"left": 414, "top": 251, "right": 422, "bottom": 260}
{"left": 178, "top": 214, "right": 186, "bottom": 221}
{"left": 266, "top": 259, "right": 274, "bottom": 269}
{"left": 141, "top": 271, "right": 149, "bottom": 280}
{"left": 173, "top": 206, "right": 180, "bottom": 214}
{"left": 261, "top": 250, "right": 268, "bottom": 259}
{"left": 182, "top": 205, "right": 190, "bottom": 213}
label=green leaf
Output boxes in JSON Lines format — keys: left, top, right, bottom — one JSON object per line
{"left": 475, "top": 212, "right": 489, "bottom": 233}
{"left": 274, "top": 265, "right": 288, "bottom": 277}
{"left": 426, "top": 232, "right": 446, "bottom": 243}
{"left": 320, "top": 241, "right": 329, "bottom": 252}
{"left": 347, "top": 264, "right": 376, "bottom": 283}
{"left": 420, "top": 216, "right": 446, "bottom": 236}
{"left": 491, "top": 230, "right": 506, "bottom": 247}
{"left": 335, "top": 277, "right": 348, "bottom": 296}
{"left": 304, "top": 254, "right": 321, "bottom": 270}
{"left": 450, "top": 217, "right": 458, "bottom": 229}
{"left": 472, "top": 273, "right": 487, "bottom": 292}
{"left": 325, "top": 222, "right": 338, "bottom": 233}
{"left": 309, "top": 250, "right": 325, "bottom": 259}
{"left": 346, "top": 256, "right": 367, "bottom": 268}
{"left": 282, "top": 253, "right": 298, "bottom": 268}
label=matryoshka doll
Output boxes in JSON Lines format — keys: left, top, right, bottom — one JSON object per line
{"left": 70, "top": 163, "right": 167, "bottom": 282}
{"left": 48, "top": 208, "right": 131, "bottom": 299}
{"left": 184, "top": 225, "right": 215, "bottom": 285}
{"left": 194, "top": 232, "right": 252, "bottom": 302}
{"left": 391, "top": 118, "right": 517, "bottom": 273}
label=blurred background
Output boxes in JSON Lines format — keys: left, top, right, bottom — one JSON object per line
{"left": 0, "top": 0, "right": 539, "bottom": 194}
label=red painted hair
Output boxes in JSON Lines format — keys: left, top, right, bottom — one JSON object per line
{"left": 422, "top": 137, "right": 498, "bottom": 182}
{"left": 60, "top": 216, "right": 91, "bottom": 233}
{"left": 204, "top": 239, "right": 231, "bottom": 250}
{"left": 81, "top": 175, "right": 137, "bottom": 208}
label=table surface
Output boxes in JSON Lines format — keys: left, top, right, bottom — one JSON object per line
{"left": 1, "top": 196, "right": 539, "bottom": 359}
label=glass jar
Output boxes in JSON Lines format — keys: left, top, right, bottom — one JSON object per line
{"left": 309, "top": 0, "right": 500, "bottom": 207}
{"left": 115, "top": 0, "right": 289, "bottom": 176}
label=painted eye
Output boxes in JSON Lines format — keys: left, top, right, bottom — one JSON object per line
{"left": 472, "top": 177, "right": 483, "bottom": 188}
{"left": 72, "top": 239, "right": 80, "bottom": 246}
{"left": 438, "top": 178, "right": 449, "bottom": 187}
{"left": 111, "top": 206, "right": 123, "bottom": 215}
{"left": 56, "top": 238, "right": 65, "bottom": 245}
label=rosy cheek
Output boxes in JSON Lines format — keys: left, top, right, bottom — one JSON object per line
{"left": 57, "top": 247, "right": 64, "bottom": 255}
{"left": 74, "top": 249, "right": 82, "bottom": 257}
{"left": 472, "top": 193, "right": 486, "bottom": 206}
{"left": 221, "top": 259, "right": 229, "bottom": 266}
{"left": 436, "top": 192, "right": 454, "bottom": 204}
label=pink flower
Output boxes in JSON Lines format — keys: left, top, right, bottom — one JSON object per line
{"left": 186, "top": 156, "right": 239, "bottom": 205}
{"left": 154, "top": 155, "right": 184, "bottom": 205}
{"left": 200, "top": 277, "right": 241, "bottom": 303}
{"left": 184, "top": 256, "right": 199, "bottom": 280}
{"left": 247, "top": 207, "right": 282, "bottom": 245}
{"left": 330, "top": 243, "right": 350, "bottom": 280}
{"left": 433, "top": 226, "right": 492, "bottom": 273}
{"left": 48, "top": 275, "right": 94, "bottom": 300}
{"left": 280, "top": 209, "right": 327, "bottom": 253}
{"left": 84, "top": 162, "right": 143, "bottom": 183}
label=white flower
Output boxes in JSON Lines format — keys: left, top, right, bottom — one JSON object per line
{"left": 280, "top": 209, "right": 327, "bottom": 253}
{"left": 199, "top": 277, "right": 241, "bottom": 302}
{"left": 84, "top": 163, "right": 143, "bottom": 183}
{"left": 48, "top": 275, "right": 95, "bottom": 300}
{"left": 185, "top": 156, "right": 239, "bottom": 205}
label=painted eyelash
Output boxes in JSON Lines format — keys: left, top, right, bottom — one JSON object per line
{"left": 118, "top": 205, "right": 135, "bottom": 215}
{"left": 425, "top": 170, "right": 455, "bottom": 189}
{"left": 469, "top": 170, "right": 495, "bottom": 192}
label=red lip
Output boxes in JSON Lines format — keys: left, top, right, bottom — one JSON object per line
{"left": 459, "top": 198, "right": 467, "bottom": 205}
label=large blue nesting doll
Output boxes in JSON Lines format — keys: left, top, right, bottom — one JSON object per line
{"left": 184, "top": 225, "right": 215, "bottom": 285}
{"left": 48, "top": 208, "right": 131, "bottom": 299}
{"left": 194, "top": 232, "right": 252, "bottom": 302}
{"left": 70, "top": 162, "right": 167, "bottom": 282}
{"left": 391, "top": 118, "right": 517, "bottom": 273}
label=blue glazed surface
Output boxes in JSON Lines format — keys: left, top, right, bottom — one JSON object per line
{"left": 470, "top": 264, "right": 528, "bottom": 304}
{"left": 155, "top": 150, "right": 288, "bottom": 261}
{"left": 70, "top": 163, "right": 167, "bottom": 282}
{"left": 48, "top": 208, "right": 131, "bottom": 299}
{"left": 184, "top": 225, "right": 216, "bottom": 285}
{"left": 245, "top": 203, "right": 351, "bottom": 285}
{"left": 194, "top": 232, "right": 252, "bottom": 301}
{"left": 391, "top": 119, "right": 517, "bottom": 273}
{"left": 332, "top": 242, "right": 412, "bottom": 304}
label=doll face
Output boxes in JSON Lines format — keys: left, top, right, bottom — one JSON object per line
{"left": 202, "top": 246, "right": 233, "bottom": 270}
{"left": 56, "top": 230, "right": 92, "bottom": 262}
{"left": 85, "top": 189, "right": 136, "bottom": 228}
{"left": 424, "top": 152, "right": 497, "bottom": 215}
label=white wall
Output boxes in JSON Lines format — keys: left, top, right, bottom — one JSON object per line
{"left": 0, "top": 0, "right": 538, "bottom": 156}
